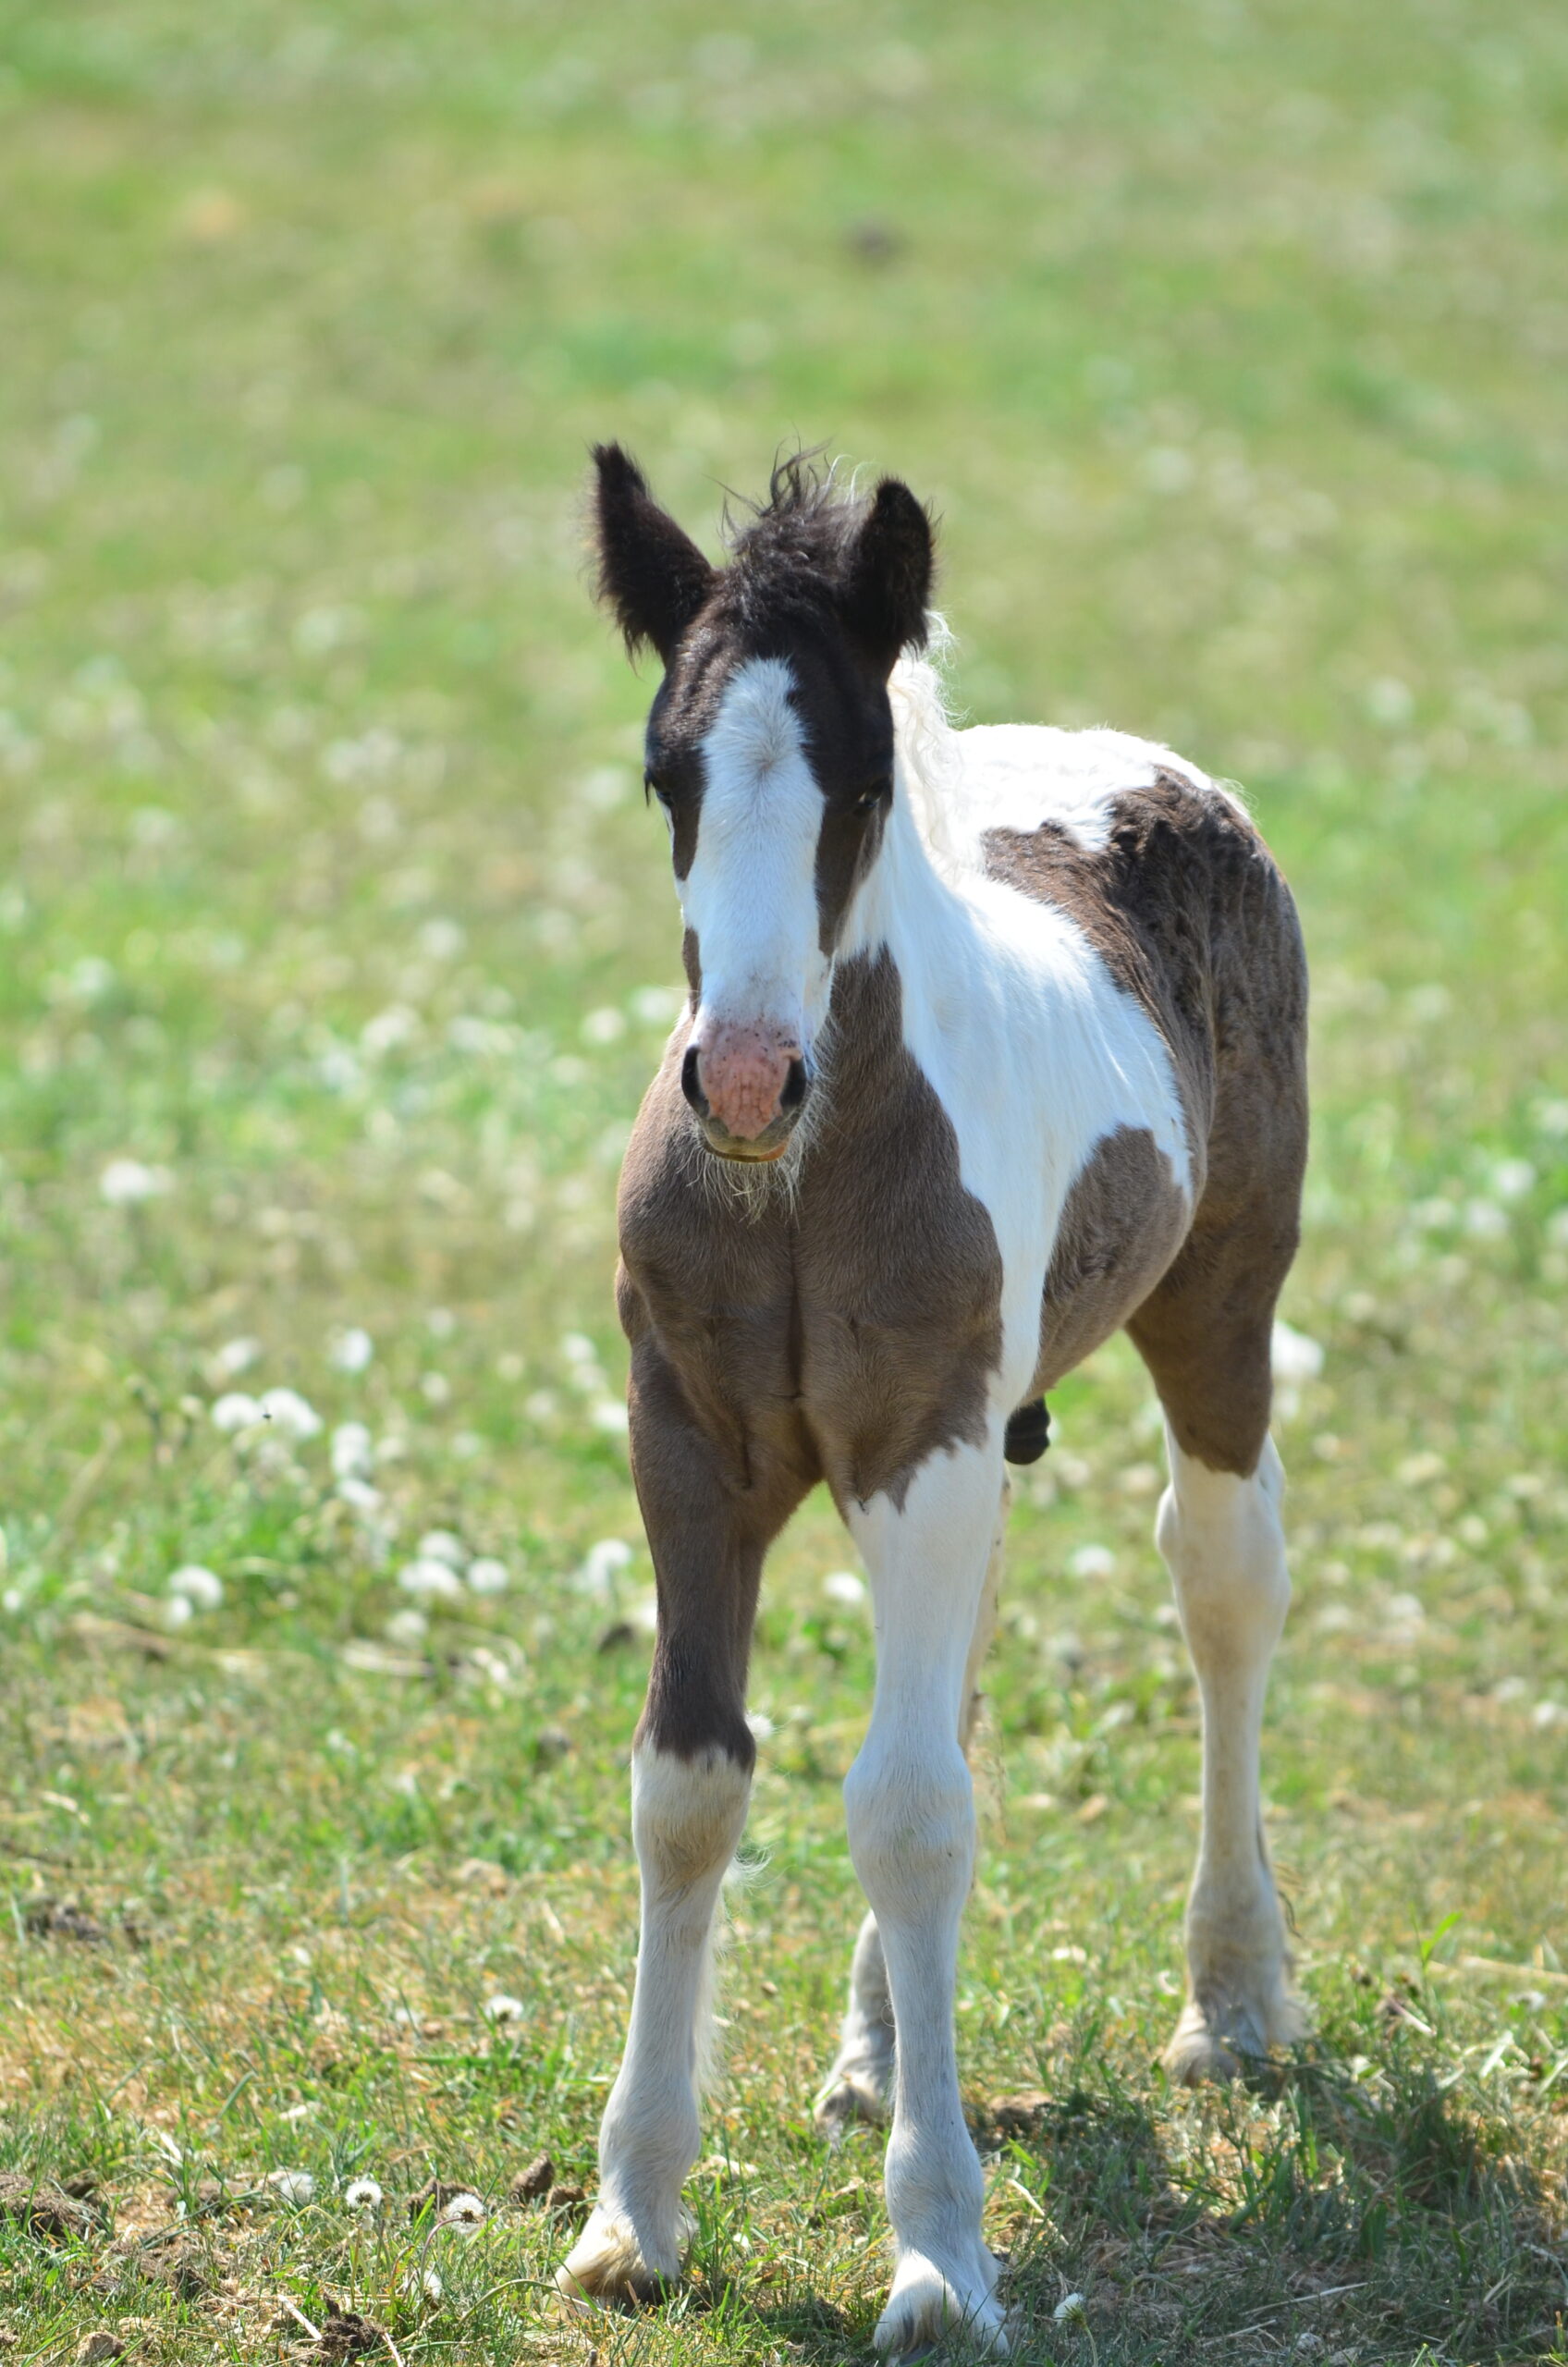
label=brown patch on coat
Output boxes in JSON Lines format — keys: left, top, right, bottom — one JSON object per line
{"left": 616, "top": 949, "right": 1003, "bottom": 1761}
{"left": 1034, "top": 1126, "right": 1189, "bottom": 1393}
{"left": 986, "top": 769, "right": 1308, "bottom": 1475}
{"left": 796, "top": 950, "right": 1003, "bottom": 1512}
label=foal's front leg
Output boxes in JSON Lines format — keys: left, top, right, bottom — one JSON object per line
{"left": 559, "top": 1352, "right": 797, "bottom": 2304}
{"left": 816, "top": 1478, "right": 1009, "bottom": 2133}
{"left": 843, "top": 1438, "right": 1011, "bottom": 2359}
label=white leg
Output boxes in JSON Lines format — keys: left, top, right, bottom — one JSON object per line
{"left": 558, "top": 1746, "right": 750, "bottom": 2300}
{"left": 843, "top": 1440, "right": 1010, "bottom": 2359}
{"left": 1158, "top": 1429, "right": 1305, "bottom": 2079}
{"left": 815, "top": 1480, "right": 1009, "bottom": 2136}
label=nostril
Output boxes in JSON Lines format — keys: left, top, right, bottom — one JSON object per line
{"left": 680, "top": 1044, "right": 707, "bottom": 1114}
{"left": 781, "top": 1057, "right": 809, "bottom": 1112}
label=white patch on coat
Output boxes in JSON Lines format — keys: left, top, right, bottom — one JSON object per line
{"left": 682, "top": 656, "right": 831, "bottom": 1060}
{"left": 841, "top": 675, "right": 1194, "bottom": 1420}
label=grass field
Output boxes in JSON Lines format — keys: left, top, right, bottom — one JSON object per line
{"left": 1, "top": 1, "right": 1566, "bottom": 2359}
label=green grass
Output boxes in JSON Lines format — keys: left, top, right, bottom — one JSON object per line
{"left": 1, "top": 0, "right": 1566, "bottom": 2359}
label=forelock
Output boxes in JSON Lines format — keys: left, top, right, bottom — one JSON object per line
{"left": 709, "top": 451, "right": 870, "bottom": 646}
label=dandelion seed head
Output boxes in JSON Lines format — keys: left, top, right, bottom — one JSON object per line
{"left": 577, "top": 1538, "right": 633, "bottom": 1600}
{"left": 467, "top": 1557, "right": 509, "bottom": 1595}
{"left": 1270, "top": 1319, "right": 1324, "bottom": 1382}
{"left": 823, "top": 1569, "right": 865, "bottom": 1607}
{"left": 440, "top": 2189, "right": 486, "bottom": 2229}
{"left": 329, "top": 1324, "right": 375, "bottom": 1374}
{"left": 1068, "top": 1543, "right": 1116, "bottom": 1581}
{"left": 259, "top": 1385, "right": 323, "bottom": 1440}
{"left": 386, "top": 1608, "right": 429, "bottom": 1647}
{"left": 266, "top": 2167, "right": 315, "bottom": 2206}
{"left": 331, "top": 1420, "right": 374, "bottom": 1481}
{"left": 1053, "top": 2293, "right": 1087, "bottom": 2324}
{"left": 212, "top": 1391, "right": 263, "bottom": 1433}
{"left": 343, "top": 2176, "right": 384, "bottom": 2209}
{"left": 167, "top": 1564, "right": 223, "bottom": 1611}
{"left": 210, "top": 1335, "right": 262, "bottom": 1379}
{"left": 398, "top": 1557, "right": 465, "bottom": 1602}
{"left": 415, "top": 1528, "right": 468, "bottom": 1570}
{"left": 100, "top": 1157, "right": 171, "bottom": 1205}
{"left": 483, "top": 1993, "right": 525, "bottom": 2025}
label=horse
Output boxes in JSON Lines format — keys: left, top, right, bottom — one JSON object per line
{"left": 557, "top": 445, "right": 1309, "bottom": 2357}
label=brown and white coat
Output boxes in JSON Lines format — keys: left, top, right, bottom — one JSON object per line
{"left": 560, "top": 450, "right": 1309, "bottom": 2358}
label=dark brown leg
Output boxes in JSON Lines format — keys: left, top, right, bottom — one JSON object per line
{"left": 560, "top": 1336, "right": 811, "bottom": 2301}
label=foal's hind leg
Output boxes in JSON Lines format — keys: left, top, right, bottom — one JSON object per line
{"left": 815, "top": 1479, "right": 1009, "bottom": 2134}
{"left": 1155, "top": 1426, "right": 1304, "bottom": 2078}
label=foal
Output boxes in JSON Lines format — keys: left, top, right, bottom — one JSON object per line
{"left": 560, "top": 448, "right": 1309, "bottom": 2356}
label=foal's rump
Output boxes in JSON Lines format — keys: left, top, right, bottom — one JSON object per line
{"left": 987, "top": 762, "right": 1309, "bottom": 1478}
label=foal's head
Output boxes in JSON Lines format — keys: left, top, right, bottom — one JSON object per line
{"left": 591, "top": 446, "right": 934, "bottom": 1161}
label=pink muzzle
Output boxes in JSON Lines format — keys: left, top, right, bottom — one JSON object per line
{"left": 684, "top": 1019, "right": 807, "bottom": 1152}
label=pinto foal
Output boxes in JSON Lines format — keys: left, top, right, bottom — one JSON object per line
{"left": 560, "top": 448, "right": 1309, "bottom": 2356}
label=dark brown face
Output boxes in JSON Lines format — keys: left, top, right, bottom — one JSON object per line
{"left": 590, "top": 444, "right": 934, "bottom": 1153}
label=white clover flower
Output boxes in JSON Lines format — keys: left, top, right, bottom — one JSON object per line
{"left": 329, "top": 1324, "right": 375, "bottom": 1374}
{"left": 483, "top": 1993, "right": 526, "bottom": 2026}
{"left": 259, "top": 1386, "right": 324, "bottom": 1440}
{"left": 398, "top": 1557, "right": 464, "bottom": 1603}
{"left": 386, "top": 1609, "right": 429, "bottom": 1647}
{"left": 337, "top": 1475, "right": 384, "bottom": 1516}
{"left": 331, "top": 1421, "right": 374, "bottom": 1481}
{"left": 266, "top": 2168, "right": 315, "bottom": 2205}
{"left": 1270, "top": 1319, "right": 1324, "bottom": 1382}
{"left": 164, "top": 1593, "right": 194, "bottom": 1629}
{"left": 415, "top": 1529, "right": 468, "bottom": 1570}
{"left": 823, "top": 1570, "right": 865, "bottom": 1607}
{"left": 466, "top": 1557, "right": 509, "bottom": 1596}
{"left": 212, "top": 1391, "right": 263, "bottom": 1433}
{"left": 167, "top": 1564, "right": 223, "bottom": 1611}
{"left": 210, "top": 1335, "right": 262, "bottom": 1379}
{"left": 343, "top": 2176, "right": 384, "bottom": 2209}
{"left": 577, "top": 1538, "right": 633, "bottom": 1600}
{"left": 100, "top": 1157, "right": 171, "bottom": 1205}
{"left": 1068, "top": 1544, "right": 1116, "bottom": 1581}
{"left": 439, "top": 2189, "right": 486, "bottom": 2231}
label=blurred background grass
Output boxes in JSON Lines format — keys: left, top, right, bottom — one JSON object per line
{"left": 1, "top": 3, "right": 1566, "bottom": 2360}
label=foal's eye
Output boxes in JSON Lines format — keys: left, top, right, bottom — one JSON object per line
{"left": 855, "top": 778, "right": 891, "bottom": 815}
{"left": 644, "top": 773, "right": 671, "bottom": 809}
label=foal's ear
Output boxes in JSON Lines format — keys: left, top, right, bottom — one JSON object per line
{"left": 837, "top": 477, "right": 935, "bottom": 672}
{"left": 591, "top": 443, "right": 716, "bottom": 666}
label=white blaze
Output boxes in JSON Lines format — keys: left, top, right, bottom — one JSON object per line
{"left": 683, "top": 656, "right": 830, "bottom": 1056}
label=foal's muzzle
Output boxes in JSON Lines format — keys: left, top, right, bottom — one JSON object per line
{"left": 682, "top": 1040, "right": 810, "bottom": 1161}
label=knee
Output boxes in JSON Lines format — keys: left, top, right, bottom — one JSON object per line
{"left": 631, "top": 1745, "right": 751, "bottom": 1899}
{"left": 844, "top": 1739, "right": 973, "bottom": 1917}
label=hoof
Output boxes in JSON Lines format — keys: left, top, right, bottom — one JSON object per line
{"left": 557, "top": 2208, "right": 681, "bottom": 2309}
{"left": 814, "top": 2064, "right": 890, "bottom": 2138}
{"left": 1162, "top": 1983, "right": 1308, "bottom": 2085}
{"left": 874, "top": 2249, "right": 1008, "bottom": 2360}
